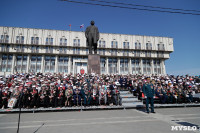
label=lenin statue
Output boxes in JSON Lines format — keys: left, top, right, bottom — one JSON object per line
{"left": 85, "top": 21, "right": 99, "bottom": 54}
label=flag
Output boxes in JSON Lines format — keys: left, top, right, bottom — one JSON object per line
{"left": 68, "top": 24, "right": 71, "bottom": 31}
{"left": 80, "top": 24, "right": 84, "bottom": 28}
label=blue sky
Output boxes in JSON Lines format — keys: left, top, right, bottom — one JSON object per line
{"left": 0, "top": 0, "right": 200, "bottom": 75}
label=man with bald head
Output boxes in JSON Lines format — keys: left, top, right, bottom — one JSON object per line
{"left": 85, "top": 21, "right": 99, "bottom": 54}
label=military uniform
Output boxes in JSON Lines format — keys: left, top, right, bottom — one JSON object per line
{"left": 142, "top": 83, "right": 155, "bottom": 113}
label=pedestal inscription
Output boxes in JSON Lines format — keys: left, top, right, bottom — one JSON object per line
{"left": 87, "top": 54, "right": 100, "bottom": 75}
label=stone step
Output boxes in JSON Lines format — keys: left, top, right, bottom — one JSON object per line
{"left": 122, "top": 98, "right": 141, "bottom": 103}
{"left": 122, "top": 102, "right": 144, "bottom": 107}
{"left": 120, "top": 94, "right": 136, "bottom": 98}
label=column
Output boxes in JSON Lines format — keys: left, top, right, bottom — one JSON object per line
{"left": 26, "top": 54, "right": 30, "bottom": 73}
{"left": 151, "top": 59, "right": 154, "bottom": 75}
{"left": 106, "top": 57, "right": 109, "bottom": 74}
{"left": 11, "top": 54, "right": 16, "bottom": 74}
{"left": 140, "top": 58, "right": 143, "bottom": 74}
{"left": 68, "top": 56, "right": 71, "bottom": 74}
{"left": 41, "top": 55, "right": 45, "bottom": 73}
{"left": 129, "top": 58, "right": 131, "bottom": 74}
{"left": 117, "top": 57, "right": 120, "bottom": 74}
{"left": 161, "top": 59, "right": 166, "bottom": 75}
{"left": 55, "top": 55, "right": 58, "bottom": 73}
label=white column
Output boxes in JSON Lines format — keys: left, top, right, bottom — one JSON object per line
{"left": 26, "top": 54, "right": 30, "bottom": 73}
{"left": 106, "top": 57, "right": 109, "bottom": 74}
{"left": 41, "top": 55, "right": 45, "bottom": 73}
{"left": 161, "top": 59, "right": 166, "bottom": 75}
{"left": 55, "top": 55, "right": 58, "bottom": 73}
{"left": 117, "top": 57, "right": 120, "bottom": 74}
{"left": 11, "top": 54, "right": 16, "bottom": 74}
{"left": 68, "top": 56, "right": 71, "bottom": 74}
{"left": 140, "top": 59, "right": 143, "bottom": 74}
{"left": 129, "top": 58, "right": 131, "bottom": 74}
{"left": 151, "top": 59, "right": 154, "bottom": 75}
{"left": 73, "top": 60, "right": 75, "bottom": 75}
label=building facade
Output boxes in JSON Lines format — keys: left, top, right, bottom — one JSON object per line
{"left": 0, "top": 26, "right": 174, "bottom": 75}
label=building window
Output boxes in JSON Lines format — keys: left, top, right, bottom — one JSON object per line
{"left": 134, "top": 51, "right": 140, "bottom": 57}
{"left": 59, "top": 47, "right": 67, "bottom": 54}
{"left": 108, "top": 58, "right": 117, "bottom": 74}
{"left": 30, "top": 55, "right": 41, "bottom": 73}
{"left": 45, "top": 46, "right": 53, "bottom": 53}
{"left": 131, "top": 59, "right": 140, "bottom": 74}
{"left": 120, "top": 58, "right": 129, "bottom": 74}
{"left": 0, "top": 44, "right": 10, "bottom": 52}
{"left": 154, "top": 59, "right": 161, "bottom": 74}
{"left": 73, "top": 48, "right": 80, "bottom": 54}
{"left": 0, "top": 54, "right": 13, "bottom": 72}
{"left": 135, "top": 42, "right": 141, "bottom": 49}
{"left": 86, "top": 48, "right": 89, "bottom": 54}
{"left": 157, "top": 44, "right": 165, "bottom": 51}
{"left": 60, "top": 38, "right": 67, "bottom": 46}
{"left": 143, "top": 59, "right": 151, "bottom": 74}
{"left": 111, "top": 41, "right": 118, "bottom": 48}
{"left": 31, "top": 37, "right": 39, "bottom": 44}
{"left": 98, "top": 49, "right": 105, "bottom": 55}
{"left": 15, "top": 45, "right": 25, "bottom": 52}
{"left": 99, "top": 40, "right": 106, "bottom": 48}
{"left": 111, "top": 49, "right": 117, "bottom": 56}
{"left": 123, "top": 42, "right": 129, "bottom": 49}
{"left": 157, "top": 51, "right": 164, "bottom": 58}
{"left": 100, "top": 58, "right": 106, "bottom": 74}
{"left": 16, "top": 55, "right": 27, "bottom": 73}
{"left": 73, "top": 39, "right": 80, "bottom": 47}
{"left": 146, "top": 42, "right": 152, "bottom": 50}
{"left": 46, "top": 37, "right": 53, "bottom": 45}
{"left": 0, "top": 35, "right": 9, "bottom": 43}
{"left": 58, "top": 56, "right": 68, "bottom": 73}
{"left": 145, "top": 51, "right": 151, "bottom": 57}
{"left": 31, "top": 46, "right": 39, "bottom": 53}
{"left": 123, "top": 50, "right": 129, "bottom": 56}
{"left": 44, "top": 56, "right": 55, "bottom": 73}
{"left": 16, "top": 36, "right": 24, "bottom": 44}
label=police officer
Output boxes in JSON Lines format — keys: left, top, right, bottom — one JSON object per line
{"left": 142, "top": 77, "right": 155, "bottom": 113}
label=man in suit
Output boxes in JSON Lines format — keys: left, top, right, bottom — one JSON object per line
{"left": 85, "top": 20, "right": 99, "bottom": 54}
{"left": 142, "top": 77, "right": 155, "bottom": 114}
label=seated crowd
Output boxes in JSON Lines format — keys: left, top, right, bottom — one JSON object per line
{"left": 0, "top": 73, "right": 200, "bottom": 109}
{"left": 130, "top": 75, "right": 200, "bottom": 104}
{"left": 0, "top": 73, "right": 122, "bottom": 109}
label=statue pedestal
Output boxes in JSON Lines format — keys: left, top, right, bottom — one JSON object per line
{"left": 87, "top": 54, "right": 100, "bottom": 75}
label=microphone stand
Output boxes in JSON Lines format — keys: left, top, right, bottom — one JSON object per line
{"left": 17, "top": 89, "right": 23, "bottom": 133}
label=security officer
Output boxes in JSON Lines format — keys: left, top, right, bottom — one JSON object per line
{"left": 142, "top": 77, "right": 155, "bottom": 113}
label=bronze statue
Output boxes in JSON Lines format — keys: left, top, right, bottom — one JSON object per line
{"left": 85, "top": 21, "right": 99, "bottom": 54}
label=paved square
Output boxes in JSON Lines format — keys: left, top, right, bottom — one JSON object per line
{"left": 0, "top": 107, "right": 199, "bottom": 133}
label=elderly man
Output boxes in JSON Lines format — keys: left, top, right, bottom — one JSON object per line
{"left": 143, "top": 77, "right": 155, "bottom": 114}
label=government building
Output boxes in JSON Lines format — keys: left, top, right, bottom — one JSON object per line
{"left": 0, "top": 26, "right": 174, "bottom": 75}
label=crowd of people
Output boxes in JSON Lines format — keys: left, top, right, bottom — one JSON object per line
{"left": 131, "top": 75, "right": 200, "bottom": 104}
{"left": 0, "top": 72, "right": 122, "bottom": 109}
{"left": 0, "top": 72, "right": 200, "bottom": 109}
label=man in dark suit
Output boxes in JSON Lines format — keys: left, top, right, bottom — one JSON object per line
{"left": 85, "top": 20, "right": 99, "bottom": 54}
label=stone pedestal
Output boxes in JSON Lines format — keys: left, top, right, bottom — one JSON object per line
{"left": 87, "top": 54, "right": 100, "bottom": 75}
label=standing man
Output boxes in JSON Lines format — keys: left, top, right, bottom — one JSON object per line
{"left": 85, "top": 20, "right": 99, "bottom": 54}
{"left": 142, "top": 77, "right": 156, "bottom": 114}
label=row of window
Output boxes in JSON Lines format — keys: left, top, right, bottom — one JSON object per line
{"left": 0, "top": 54, "right": 162, "bottom": 74}
{"left": 0, "top": 35, "right": 165, "bottom": 50}
{"left": 0, "top": 44, "right": 164, "bottom": 57}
